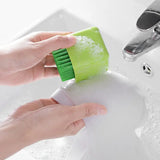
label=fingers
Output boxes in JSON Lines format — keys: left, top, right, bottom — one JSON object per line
{"left": 67, "top": 119, "right": 85, "bottom": 136}
{"left": 29, "top": 31, "right": 72, "bottom": 42}
{"left": 64, "top": 103, "right": 106, "bottom": 136}
{"left": 35, "top": 35, "right": 76, "bottom": 58}
{"left": 67, "top": 103, "right": 107, "bottom": 123}
{"left": 44, "top": 67, "right": 59, "bottom": 77}
{"left": 11, "top": 98, "right": 57, "bottom": 118}
{"left": 22, "top": 99, "right": 56, "bottom": 111}
{"left": 44, "top": 55, "right": 56, "bottom": 66}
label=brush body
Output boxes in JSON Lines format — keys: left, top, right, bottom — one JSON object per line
{"left": 52, "top": 27, "right": 109, "bottom": 82}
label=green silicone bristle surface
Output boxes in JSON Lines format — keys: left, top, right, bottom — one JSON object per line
{"left": 52, "top": 48, "right": 75, "bottom": 81}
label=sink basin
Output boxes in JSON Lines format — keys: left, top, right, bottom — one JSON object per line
{"left": 2, "top": 4, "right": 160, "bottom": 160}
{"left": 52, "top": 71, "right": 147, "bottom": 160}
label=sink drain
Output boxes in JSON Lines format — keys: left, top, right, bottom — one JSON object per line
{"left": 142, "top": 63, "right": 152, "bottom": 76}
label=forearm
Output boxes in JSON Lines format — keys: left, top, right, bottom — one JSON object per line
{"left": 0, "top": 119, "right": 34, "bottom": 159}
{"left": 0, "top": 47, "right": 13, "bottom": 77}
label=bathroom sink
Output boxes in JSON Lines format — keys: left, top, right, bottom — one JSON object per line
{"left": 2, "top": 3, "right": 160, "bottom": 160}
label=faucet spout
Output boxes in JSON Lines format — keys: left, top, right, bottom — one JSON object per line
{"left": 123, "top": 26, "right": 160, "bottom": 61}
{"left": 123, "top": 0, "right": 160, "bottom": 61}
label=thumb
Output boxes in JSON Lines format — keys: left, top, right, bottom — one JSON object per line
{"left": 68, "top": 103, "right": 107, "bottom": 123}
{"left": 36, "top": 35, "right": 76, "bottom": 57}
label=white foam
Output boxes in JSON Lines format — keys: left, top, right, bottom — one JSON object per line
{"left": 11, "top": 71, "right": 160, "bottom": 160}
{"left": 53, "top": 71, "right": 148, "bottom": 160}
{"left": 136, "top": 89, "right": 160, "bottom": 160}
{"left": 25, "top": 138, "right": 73, "bottom": 160}
{"left": 75, "top": 36, "right": 104, "bottom": 58}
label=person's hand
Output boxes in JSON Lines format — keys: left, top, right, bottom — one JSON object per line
{"left": 0, "top": 31, "right": 76, "bottom": 85}
{"left": 0, "top": 99, "right": 107, "bottom": 159}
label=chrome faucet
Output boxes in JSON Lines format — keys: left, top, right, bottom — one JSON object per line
{"left": 123, "top": 0, "right": 160, "bottom": 61}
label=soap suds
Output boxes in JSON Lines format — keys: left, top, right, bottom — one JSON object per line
{"left": 75, "top": 36, "right": 104, "bottom": 58}
{"left": 61, "top": 71, "right": 148, "bottom": 160}
{"left": 26, "top": 138, "right": 73, "bottom": 160}
{"left": 25, "top": 74, "right": 160, "bottom": 160}
{"left": 135, "top": 89, "right": 160, "bottom": 160}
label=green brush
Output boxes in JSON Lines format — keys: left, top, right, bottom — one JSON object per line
{"left": 52, "top": 27, "right": 109, "bottom": 82}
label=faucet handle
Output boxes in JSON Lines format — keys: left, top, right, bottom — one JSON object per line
{"left": 137, "top": 0, "right": 160, "bottom": 31}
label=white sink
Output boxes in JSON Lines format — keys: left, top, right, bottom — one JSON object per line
{"left": 2, "top": 2, "right": 160, "bottom": 160}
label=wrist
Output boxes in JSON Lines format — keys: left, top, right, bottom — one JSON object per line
{"left": 0, "top": 47, "right": 14, "bottom": 76}
{"left": 0, "top": 119, "right": 36, "bottom": 159}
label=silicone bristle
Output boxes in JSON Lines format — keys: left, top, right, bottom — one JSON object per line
{"left": 52, "top": 48, "right": 75, "bottom": 81}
